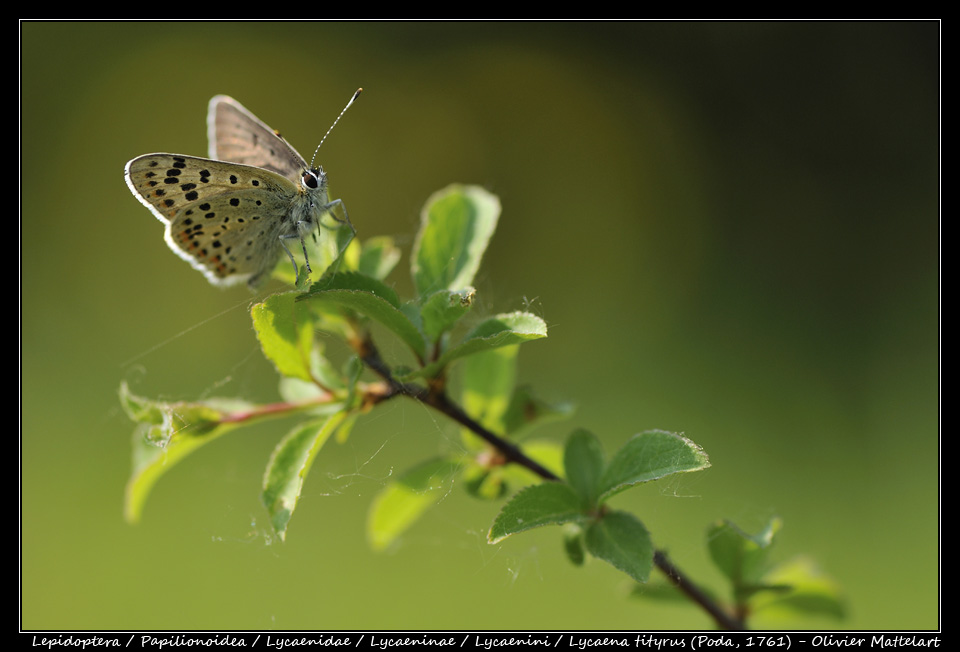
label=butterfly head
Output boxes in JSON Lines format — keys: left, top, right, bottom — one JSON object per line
{"left": 301, "top": 167, "right": 327, "bottom": 192}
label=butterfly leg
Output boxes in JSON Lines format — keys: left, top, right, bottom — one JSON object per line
{"left": 321, "top": 198, "right": 357, "bottom": 238}
{"left": 299, "top": 234, "right": 312, "bottom": 274}
{"left": 279, "top": 233, "right": 308, "bottom": 285}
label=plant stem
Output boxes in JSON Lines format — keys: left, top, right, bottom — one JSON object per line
{"left": 425, "top": 391, "right": 561, "bottom": 481}
{"left": 218, "top": 395, "right": 334, "bottom": 424}
{"left": 357, "top": 335, "right": 560, "bottom": 481}
{"left": 653, "top": 550, "right": 745, "bottom": 630}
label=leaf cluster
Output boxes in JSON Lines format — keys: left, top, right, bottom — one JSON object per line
{"left": 120, "top": 184, "right": 842, "bottom": 628}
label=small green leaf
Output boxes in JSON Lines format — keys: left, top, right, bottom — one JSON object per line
{"left": 300, "top": 271, "right": 426, "bottom": 360}
{"left": 339, "top": 355, "right": 364, "bottom": 415}
{"left": 277, "top": 352, "right": 343, "bottom": 402}
{"left": 501, "top": 385, "right": 575, "bottom": 440}
{"left": 464, "top": 311, "right": 547, "bottom": 342}
{"left": 358, "top": 236, "right": 402, "bottom": 281}
{"left": 488, "top": 482, "right": 583, "bottom": 543}
{"left": 410, "top": 312, "right": 546, "bottom": 380}
{"left": 707, "top": 518, "right": 781, "bottom": 592}
{"left": 752, "top": 556, "right": 846, "bottom": 620}
{"left": 563, "top": 524, "right": 585, "bottom": 567}
{"left": 420, "top": 287, "right": 476, "bottom": 342}
{"left": 564, "top": 429, "right": 606, "bottom": 508}
{"left": 470, "top": 439, "right": 566, "bottom": 498}
{"left": 463, "top": 439, "right": 565, "bottom": 500}
{"left": 411, "top": 184, "right": 500, "bottom": 297}
{"left": 126, "top": 422, "right": 236, "bottom": 525}
{"left": 305, "top": 270, "right": 402, "bottom": 306}
{"left": 334, "top": 409, "right": 359, "bottom": 444}
{"left": 585, "top": 510, "right": 654, "bottom": 583}
{"left": 120, "top": 383, "right": 253, "bottom": 523}
{"left": 500, "top": 440, "right": 565, "bottom": 484}
{"left": 597, "top": 430, "right": 710, "bottom": 503}
{"left": 262, "top": 411, "right": 349, "bottom": 541}
{"left": 118, "top": 381, "right": 167, "bottom": 425}
{"left": 251, "top": 292, "right": 316, "bottom": 382}
{"left": 463, "top": 465, "right": 509, "bottom": 500}
{"left": 367, "top": 457, "right": 462, "bottom": 550}
{"left": 312, "top": 347, "right": 348, "bottom": 393}
{"left": 461, "top": 345, "right": 518, "bottom": 436}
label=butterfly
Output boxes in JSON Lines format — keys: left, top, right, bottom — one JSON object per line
{"left": 124, "top": 90, "right": 361, "bottom": 289}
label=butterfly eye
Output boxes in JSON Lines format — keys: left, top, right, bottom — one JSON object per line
{"left": 301, "top": 169, "right": 324, "bottom": 190}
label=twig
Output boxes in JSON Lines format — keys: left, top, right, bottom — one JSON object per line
{"left": 217, "top": 395, "right": 334, "bottom": 424}
{"left": 654, "top": 550, "right": 745, "bottom": 630}
{"left": 357, "top": 335, "right": 560, "bottom": 481}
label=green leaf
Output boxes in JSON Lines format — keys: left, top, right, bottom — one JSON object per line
{"left": 501, "top": 385, "right": 575, "bottom": 440}
{"left": 752, "top": 556, "right": 846, "bottom": 620}
{"left": 314, "top": 347, "right": 349, "bottom": 392}
{"left": 126, "top": 422, "right": 235, "bottom": 525}
{"left": 585, "top": 510, "right": 654, "bottom": 583}
{"left": 463, "top": 439, "right": 565, "bottom": 500}
{"left": 409, "top": 312, "right": 547, "bottom": 380}
{"left": 564, "top": 429, "right": 606, "bottom": 508}
{"left": 411, "top": 184, "right": 500, "bottom": 297}
{"left": 367, "top": 457, "right": 462, "bottom": 551}
{"left": 335, "top": 355, "right": 363, "bottom": 414}
{"left": 420, "top": 287, "right": 476, "bottom": 342}
{"left": 120, "top": 382, "right": 253, "bottom": 524}
{"left": 563, "top": 524, "right": 585, "bottom": 567}
{"left": 333, "top": 409, "right": 359, "bottom": 444}
{"left": 707, "top": 518, "right": 781, "bottom": 592}
{"left": 461, "top": 345, "right": 518, "bottom": 435}
{"left": 119, "top": 381, "right": 168, "bottom": 426}
{"left": 300, "top": 271, "right": 426, "bottom": 360}
{"left": 706, "top": 520, "right": 846, "bottom": 620}
{"left": 597, "top": 430, "right": 710, "bottom": 503}
{"left": 488, "top": 482, "right": 582, "bottom": 543}
{"left": 277, "top": 351, "right": 343, "bottom": 402}
{"left": 499, "top": 440, "right": 565, "bottom": 484}
{"left": 306, "top": 269, "right": 402, "bottom": 305}
{"left": 251, "top": 291, "right": 317, "bottom": 382}
{"left": 262, "top": 411, "right": 349, "bottom": 541}
{"left": 358, "top": 236, "right": 402, "bottom": 281}
{"left": 462, "top": 465, "right": 510, "bottom": 500}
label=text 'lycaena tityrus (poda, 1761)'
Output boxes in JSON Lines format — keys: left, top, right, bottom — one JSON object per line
{"left": 124, "top": 89, "right": 362, "bottom": 289}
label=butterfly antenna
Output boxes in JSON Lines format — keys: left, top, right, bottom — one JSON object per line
{"left": 310, "top": 88, "right": 362, "bottom": 169}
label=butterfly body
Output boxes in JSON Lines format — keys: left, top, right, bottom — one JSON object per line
{"left": 125, "top": 93, "right": 358, "bottom": 288}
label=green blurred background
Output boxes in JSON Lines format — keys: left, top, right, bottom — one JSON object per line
{"left": 21, "top": 21, "right": 938, "bottom": 630}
